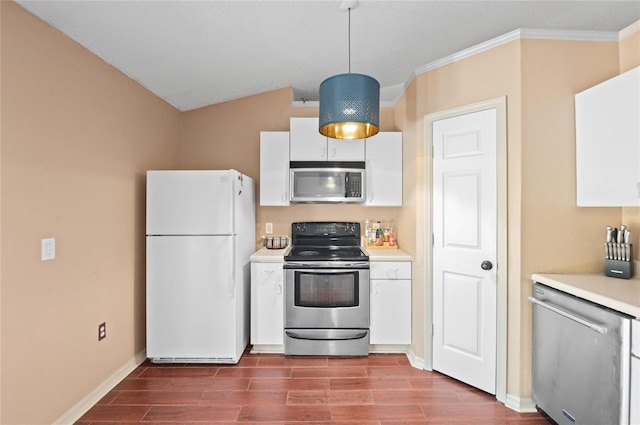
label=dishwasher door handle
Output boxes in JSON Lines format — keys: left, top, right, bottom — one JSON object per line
{"left": 528, "top": 296, "right": 608, "bottom": 334}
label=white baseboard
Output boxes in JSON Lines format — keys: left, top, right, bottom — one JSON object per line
{"left": 406, "top": 349, "right": 535, "bottom": 414}
{"left": 53, "top": 349, "right": 147, "bottom": 425}
{"left": 505, "top": 393, "right": 537, "bottom": 413}
{"left": 405, "top": 347, "right": 425, "bottom": 370}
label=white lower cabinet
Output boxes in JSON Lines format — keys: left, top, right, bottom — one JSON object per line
{"left": 632, "top": 320, "right": 640, "bottom": 425}
{"left": 250, "top": 262, "right": 284, "bottom": 346}
{"left": 369, "top": 261, "right": 411, "bottom": 345}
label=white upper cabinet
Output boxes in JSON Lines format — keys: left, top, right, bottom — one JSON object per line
{"left": 575, "top": 66, "right": 640, "bottom": 206}
{"left": 260, "top": 131, "right": 290, "bottom": 206}
{"left": 290, "top": 117, "right": 364, "bottom": 162}
{"left": 365, "top": 132, "right": 402, "bottom": 206}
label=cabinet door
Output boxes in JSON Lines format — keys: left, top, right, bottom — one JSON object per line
{"left": 365, "top": 132, "right": 402, "bottom": 206}
{"left": 370, "top": 279, "right": 411, "bottom": 345}
{"left": 290, "top": 117, "right": 327, "bottom": 161}
{"left": 632, "top": 320, "right": 640, "bottom": 425}
{"left": 260, "top": 132, "right": 290, "bottom": 206}
{"left": 250, "top": 263, "right": 284, "bottom": 345}
{"left": 632, "top": 356, "right": 640, "bottom": 425}
{"left": 576, "top": 66, "right": 640, "bottom": 206}
{"left": 328, "top": 138, "right": 365, "bottom": 161}
{"left": 370, "top": 261, "right": 412, "bottom": 280}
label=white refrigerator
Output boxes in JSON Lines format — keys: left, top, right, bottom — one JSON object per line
{"left": 146, "top": 170, "right": 255, "bottom": 363}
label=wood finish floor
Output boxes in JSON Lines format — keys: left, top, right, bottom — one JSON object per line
{"left": 76, "top": 352, "right": 551, "bottom": 424}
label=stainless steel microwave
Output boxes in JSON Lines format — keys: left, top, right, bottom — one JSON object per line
{"left": 289, "top": 161, "right": 365, "bottom": 203}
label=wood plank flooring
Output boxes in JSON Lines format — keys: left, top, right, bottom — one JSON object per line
{"left": 76, "top": 351, "right": 551, "bottom": 424}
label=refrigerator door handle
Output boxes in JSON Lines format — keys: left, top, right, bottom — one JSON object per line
{"left": 229, "top": 238, "right": 236, "bottom": 299}
{"left": 528, "top": 296, "right": 608, "bottom": 334}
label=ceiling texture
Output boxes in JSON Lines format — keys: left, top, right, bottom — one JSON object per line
{"left": 15, "top": 0, "right": 640, "bottom": 112}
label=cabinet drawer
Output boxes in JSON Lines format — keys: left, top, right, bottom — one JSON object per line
{"left": 251, "top": 263, "right": 284, "bottom": 286}
{"left": 633, "top": 320, "right": 640, "bottom": 357}
{"left": 370, "top": 261, "right": 411, "bottom": 280}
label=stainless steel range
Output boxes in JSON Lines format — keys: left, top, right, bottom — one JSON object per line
{"left": 284, "top": 222, "right": 370, "bottom": 356}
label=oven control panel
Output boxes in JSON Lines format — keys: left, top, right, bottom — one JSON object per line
{"left": 292, "top": 222, "right": 359, "bottom": 238}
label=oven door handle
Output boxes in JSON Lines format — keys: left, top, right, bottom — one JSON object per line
{"left": 285, "top": 330, "right": 368, "bottom": 341}
{"left": 284, "top": 262, "right": 369, "bottom": 269}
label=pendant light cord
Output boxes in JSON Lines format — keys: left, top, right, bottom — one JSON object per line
{"left": 348, "top": 7, "right": 351, "bottom": 74}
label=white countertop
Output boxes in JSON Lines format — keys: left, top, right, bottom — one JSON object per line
{"left": 362, "top": 247, "right": 412, "bottom": 261}
{"left": 250, "top": 247, "right": 288, "bottom": 262}
{"left": 532, "top": 272, "right": 640, "bottom": 319}
{"left": 250, "top": 247, "right": 412, "bottom": 262}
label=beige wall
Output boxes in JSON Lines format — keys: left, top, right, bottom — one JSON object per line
{"left": 1, "top": 3, "right": 182, "bottom": 423}
{"left": 2, "top": 3, "right": 638, "bottom": 422}
{"left": 518, "top": 39, "right": 621, "bottom": 397}
{"left": 395, "top": 35, "right": 633, "bottom": 400}
{"left": 397, "top": 39, "right": 524, "bottom": 389}
{"left": 0, "top": 1, "right": 3, "bottom": 420}
{"left": 181, "top": 90, "right": 400, "bottom": 249}
{"left": 620, "top": 28, "right": 640, "bottom": 247}
{"left": 182, "top": 31, "right": 638, "bottom": 403}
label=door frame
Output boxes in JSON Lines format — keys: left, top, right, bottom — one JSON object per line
{"left": 423, "top": 96, "right": 508, "bottom": 404}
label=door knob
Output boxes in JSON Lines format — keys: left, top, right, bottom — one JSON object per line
{"left": 481, "top": 260, "right": 493, "bottom": 271}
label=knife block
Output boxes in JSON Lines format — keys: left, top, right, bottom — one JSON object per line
{"left": 605, "top": 244, "right": 634, "bottom": 279}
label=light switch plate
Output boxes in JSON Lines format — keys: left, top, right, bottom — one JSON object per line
{"left": 41, "top": 238, "right": 55, "bottom": 261}
{"left": 266, "top": 223, "right": 273, "bottom": 234}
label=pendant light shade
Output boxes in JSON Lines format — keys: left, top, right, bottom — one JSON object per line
{"left": 319, "top": 73, "right": 380, "bottom": 139}
{"left": 318, "top": 3, "right": 380, "bottom": 140}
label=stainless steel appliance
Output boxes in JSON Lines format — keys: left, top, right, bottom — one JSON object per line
{"left": 289, "top": 161, "right": 365, "bottom": 203}
{"left": 530, "top": 282, "right": 632, "bottom": 425}
{"left": 284, "top": 222, "right": 369, "bottom": 356}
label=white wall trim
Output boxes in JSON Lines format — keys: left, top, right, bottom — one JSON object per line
{"left": 620, "top": 19, "right": 640, "bottom": 40}
{"left": 505, "top": 394, "right": 538, "bottom": 413}
{"left": 294, "top": 24, "right": 637, "bottom": 108}
{"left": 405, "top": 347, "right": 425, "bottom": 371}
{"left": 416, "top": 28, "right": 618, "bottom": 76}
{"left": 53, "top": 350, "right": 147, "bottom": 425}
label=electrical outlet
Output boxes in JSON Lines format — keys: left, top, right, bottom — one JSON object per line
{"left": 98, "top": 322, "right": 106, "bottom": 341}
{"left": 266, "top": 222, "right": 273, "bottom": 234}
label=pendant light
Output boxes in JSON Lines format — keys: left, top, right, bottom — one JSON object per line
{"left": 318, "top": 2, "right": 379, "bottom": 140}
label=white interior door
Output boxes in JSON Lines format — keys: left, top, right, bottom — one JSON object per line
{"left": 432, "top": 108, "right": 497, "bottom": 394}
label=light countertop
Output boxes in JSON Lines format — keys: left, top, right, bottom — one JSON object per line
{"left": 362, "top": 247, "right": 412, "bottom": 261}
{"left": 250, "top": 247, "right": 412, "bottom": 262}
{"left": 532, "top": 272, "right": 640, "bottom": 319}
{"left": 250, "top": 247, "right": 288, "bottom": 262}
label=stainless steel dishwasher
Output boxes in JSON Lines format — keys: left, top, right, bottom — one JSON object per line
{"left": 530, "top": 282, "right": 632, "bottom": 425}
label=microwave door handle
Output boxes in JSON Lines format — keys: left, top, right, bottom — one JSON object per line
{"left": 345, "top": 174, "right": 349, "bottom": 197}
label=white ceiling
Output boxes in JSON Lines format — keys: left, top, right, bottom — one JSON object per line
{"left": 15, "top": 0, "right": 640, "bottom": 111}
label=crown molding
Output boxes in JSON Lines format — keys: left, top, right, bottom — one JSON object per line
{"left": 415, "top": 28, "right": 619, "bottom": 76}
{"left": 294, "top": 23, "right": 639, "bottom": 109}
{"left": 620, "top": 19, "right": 640, "bottom": 40}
